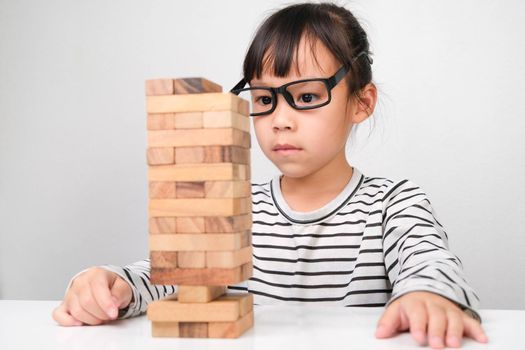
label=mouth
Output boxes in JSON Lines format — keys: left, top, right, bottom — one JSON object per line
{"left": 272, "top": 143, "right": 303, "bottom": 155}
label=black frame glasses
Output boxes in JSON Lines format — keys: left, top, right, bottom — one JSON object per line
{"left": 230, "top": 51, "right": 371, "bottom": 116}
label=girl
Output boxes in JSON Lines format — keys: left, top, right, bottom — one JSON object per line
{"left": 53, "top": 2, "right": 487, "bottom": 348}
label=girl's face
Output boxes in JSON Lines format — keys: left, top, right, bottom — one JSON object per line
{"left": 251, "top": 37, "right": 367, "bottom": 180}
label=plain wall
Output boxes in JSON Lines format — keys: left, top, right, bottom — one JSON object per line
{"left": 1, "top": 0, "right": 524, "bottom": 309}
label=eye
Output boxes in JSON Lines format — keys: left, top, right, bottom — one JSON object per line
{"left": 255, "top": 95, "right": 273, "bottom": 105}
{"left": 300, "top": 93, "right": 316, "bottom": 103}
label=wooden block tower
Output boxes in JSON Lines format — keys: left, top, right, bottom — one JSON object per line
{"left": 144, "top": 78, "right": 253, "bottom": 338}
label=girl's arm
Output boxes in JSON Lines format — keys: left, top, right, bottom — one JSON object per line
{"left": 381, "top": 180, "right": 481, "bottom": 321}
{"left": 98, "top": 259, "right": 177, "bottom": 318}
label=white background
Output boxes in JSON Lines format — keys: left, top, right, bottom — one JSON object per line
{"left": 1, "top": 0, "right": 524, "bottom": 309}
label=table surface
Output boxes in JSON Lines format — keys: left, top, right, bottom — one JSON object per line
{"left": 0, "top": 300, "right": 523, "bottom": 350}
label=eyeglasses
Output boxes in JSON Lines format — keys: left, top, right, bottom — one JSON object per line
{"left": 230, "top": 51, "right": 371, "bottom": 117}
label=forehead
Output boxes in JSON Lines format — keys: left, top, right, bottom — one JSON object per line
{"left": 251, "top": 36, "right": 340, "bottom": 86}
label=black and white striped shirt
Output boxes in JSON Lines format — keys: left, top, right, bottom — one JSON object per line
{"left": 100, "top": 167, "right": 480, "bottom": 320}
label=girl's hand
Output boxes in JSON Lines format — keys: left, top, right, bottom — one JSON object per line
{"left": 375, "top": 291, "right": 488, "bottom": 348}
{"left": 52, "top": 267, "right": 133, "bottom": 326}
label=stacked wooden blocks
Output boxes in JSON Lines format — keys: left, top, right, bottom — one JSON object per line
{"left": 144, "top": 77, "right": 254, "bottom": 338}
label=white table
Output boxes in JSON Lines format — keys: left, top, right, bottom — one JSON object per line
{"left": 0, "top": 300, "right": 523, "bottom": 349}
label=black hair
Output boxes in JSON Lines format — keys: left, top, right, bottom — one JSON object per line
{"left": 242, "top": 2, "right": 373, "bottom": 101}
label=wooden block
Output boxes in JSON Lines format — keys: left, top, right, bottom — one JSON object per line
{"left": 175, "top": 217, "right": 205, "bottom": 233}
{"left": 148, "top": 197, "right": 251, "bottom": 217}
{"left": 204, "top": 180, "right": 251, "bottom": 198}
{"left": 173, "top": 112, "right": 203, "bottom": 129}
{"left": 147, "top": 113, "right": 176, "bottom": 130}
{"left": 149, "top": 231, "right": 250, "bottom": 251}
{"left": 150, "top": 251, "right": 177, "bottom": 268}
{"left": 203, "top": 146, "right": 250, "bottom": 164}
{"left": 175, "top": 146, "right": 204, "bottom": 164}
{"left": 241, "top": 262, "right": 253, "bottom": 280}
{"left": 202, "top": 111, "right": 250, "bottom": 133}
{"left": 148, "top": 128, "right": 250, "bottom": 148}
{"left": 178, "top": 286, "right": 226, "bottom": 303}
{"left": 150, "top": 263, "right": 252, "bottom": 285}
{"left": 205, "top": 214, "right": 252, "bottom": 233}
{"left": 147, "top": 147, "right": 174, "bottom": 165}
{"left": 179, "top": 322, "right": 208, "bottom": 338}
{"left": 145, "top": 79, "right": 174, "bottom": 96}
{"left": 147, "top": 293, "right": 252, "bottom": 322}
{"left": 206, "top": 246, "right": 252, "bottom": 268}
{"left": 149, "top": 181, "right": 176, "bottom": 199}
{"left": 175, "top": 181, "right": 205, "bottom": 198}
{"left": 208, "top": 311, "right": 254, "bottom": 339}
{"left": 173, "top": 78, "right": 222, "bottom": 95}
{"left": 149, "top": 217, "right": 176, "bottom": 234}
{"left": 148, "top": 163, "right": 249, "bottom": 182}
{"left": 151, "top": 321, "right": 179, "bottom": 337}
{"left": 147, "top": 92, "right": 248, "bottom": 114}
{"left": 177, "top": 251, "right": 206, "bottom": 268}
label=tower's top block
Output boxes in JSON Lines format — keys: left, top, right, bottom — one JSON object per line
{"left": 146, "top": 78, "right": 222, "bottom": 96}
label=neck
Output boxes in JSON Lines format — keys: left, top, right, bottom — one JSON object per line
{"left": 280, "top": 151, "right": 354, "bottom": 204}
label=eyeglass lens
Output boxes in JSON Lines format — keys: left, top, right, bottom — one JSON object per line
{"left": 237, "top": 80, "right": 330, "bottom": 115}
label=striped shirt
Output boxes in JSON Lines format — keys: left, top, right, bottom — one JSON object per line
{"left": 99, "top": 167, "right": 480, "bottom": 320}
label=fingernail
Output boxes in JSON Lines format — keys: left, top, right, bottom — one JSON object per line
{"left": 107, "top": 307, "right": 118, "bottom": 319}
{"left": 375, "top": 325, "right": 387, "bottom": 337}
{"left": 430, "top": 336, "right": 444, "bottom": 348}
{"left": 73, "top": 320, "right": 83, "bottom": 326}
{"left": 447, "top": 335, "right": 461, "bottom": 347}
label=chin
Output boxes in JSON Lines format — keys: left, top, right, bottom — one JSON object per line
{"left": 274, "top": 163, "right": 313, "bottom": 178}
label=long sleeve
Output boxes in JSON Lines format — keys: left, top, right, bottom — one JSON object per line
{"left": 381, "top": 179, "right": 481, "bottom": 321}
{"left": 100, "top": 259, "right": 177, "bottom": 319}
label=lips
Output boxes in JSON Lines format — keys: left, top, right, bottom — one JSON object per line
{"left": 273, "top": 143, "right": 302, "bottom": 151}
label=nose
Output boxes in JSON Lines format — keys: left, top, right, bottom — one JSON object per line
{"left": 271, "top": 94, "right": 296, "bottom": 132}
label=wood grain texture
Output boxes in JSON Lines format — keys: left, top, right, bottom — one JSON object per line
{"left": 148, "top": 163, "right": 249, "bottom": 182}
{"left": 204, "top": 180, "right": 251, "bottom": 198}
{"left": 149, "top": 231, "right": 250, "bottom": 251}
{"left": 206, "top": 246, "right": 252, "bottom": 268}
{"left": 150, "top": 251, "right": 178, "bottom": 268}
{"left": 147, "top": 147, "right": 174, "bottom": 165}
{"left": 204, "top": 214, "right": 252, "bottom": 233}
{"left": 173, "top": 78, "right": 222, "bottom": 95}
{"left": 175, "top": 181, "right": 205, "bottom": 198}
{"left": 149, "top": 217, "right": 176, "bottom": 234}
{"left": 175, "top": 217, "right": 205, "bottom": 233}
{"left": 148, "top": 197, "right": 252, "bottom": 217}
{"left": 208, "top": 310, "right": 254, "bottom": 338}
{"left": 147, "top": 293, "right": 252, "bottom": 322}
{"left": 151, "top": 321, "right": 180, "bottom": 337}
{"left": 145, "top": 79, "right": 174, "bottom": 96}
{"left": 175, "top": 146, "right": 204, "bottom": 164}
{"left": 179, "top": 322, "right": 208, "bottom": 338}
{"left": 147, "top": 113, "right": 176, "bottom": 130}
{"left": 173, "top": 112, "right": 203, "bottom": 129}
{"left": 177, "top": 285, "right": 226, "bottom": 303}
{"left": 149, "top": 181, "right": 176, "bottom": 199}
{"left": 146, "top": 93, "right": 248, "bottom": 114}
{"left": 177, "top": 251, "right": 206, "bottom": 268}
{"left": 202, "top": 111, "right": 250, "bottom": 132}
{"left": 150, "top": 263, "right": 252, "bottom": 286}
{"left": 148, "top": 128, "right": 250, "bottom": 148}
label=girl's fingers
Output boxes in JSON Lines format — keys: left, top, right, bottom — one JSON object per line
{"left": 445, "top": 310, "right": 464, "bottom": 348}
{"left": 426, "top": 305, "right": 447, "bottom": 349}
{"left": 52, "top": 303, "right": 83, "bottom": 326}
{"left": 68, "top": 295, "right": 105, "bottom": 326}
{"left": 463, "top": 314, "right": 489, "bottom": 344}
{"left": 375, "top": 302, "right": 401, "bottom": 338}
{"left": 406, "top": 301, "right": 428, "bottom": 346}
{"left": 91, "top": 279, "right": 119, "bottom": 319}
{"left": 110, "top": 276, "right": 133, "bottom": 310}
{"left": 77, "top": 288, "right": 111, "bottom": 321}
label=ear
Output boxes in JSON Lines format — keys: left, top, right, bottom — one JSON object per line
{"left": 347, "top": 82, "right": 377, "bottom": 124}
